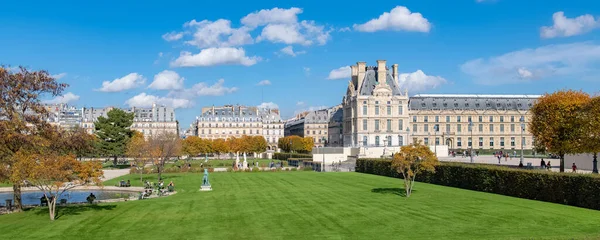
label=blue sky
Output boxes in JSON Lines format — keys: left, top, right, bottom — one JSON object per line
{"left": 2, "top": 0, "right": 600, "bottom": 129}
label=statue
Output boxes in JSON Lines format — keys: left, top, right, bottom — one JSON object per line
{"left": 200, "top": 169, "right": 212, "bottom": 191}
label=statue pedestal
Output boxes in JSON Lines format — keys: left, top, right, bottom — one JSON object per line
{"left": 200, "top": 185, "right": 212, "bottom": 191}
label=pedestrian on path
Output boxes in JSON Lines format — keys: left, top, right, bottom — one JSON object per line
{"left": 572, "top": 163, "right": 577, "bottom": 173}
{"left": 547, "top": 161, "right": 552, "bottom": 171}
{"left": 540, "top": 158, "right": 546, "bottom": 169}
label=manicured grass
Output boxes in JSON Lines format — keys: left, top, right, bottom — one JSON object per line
{"left": 2, "top": 172, "right": 600, "bottom": 239}
{"left": 0, "top": 182, "right": 11, "bottom": 187}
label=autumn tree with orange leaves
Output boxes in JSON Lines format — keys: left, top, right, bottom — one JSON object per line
{"left": 0, "top": 66, "right": 68, "bottom": 211}
{"left": 392, "top": 142, "right": 439, "bottom": 197}
{"left": 529, "top": 90, "right": 591, "bottom": 172}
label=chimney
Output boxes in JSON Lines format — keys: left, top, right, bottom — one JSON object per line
{"left": 350, "top": 65, "right": 358, "bottom": 91}
{"left": 376, "top": 60, "right": 387, "bottom": 86}
{"left": 392, "top": 64, "right": 398, "bottom": 85}
{"left": 357, "top": 62, "right": 366, "bottom": 91}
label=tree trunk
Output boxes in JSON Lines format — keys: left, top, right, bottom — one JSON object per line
{"left": 113, "top": 156, "right": 118, "bottom": 167}
{"left": 12, "top": 184, "right": 22, "bottom": 212}
{"left": 48, "top": 197, "right": 56, "bottom": 221}
{"left": 559, "top": 154, "right": 565, "bottom": 172}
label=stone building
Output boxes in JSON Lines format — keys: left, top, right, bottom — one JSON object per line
{"left": 43, "top": 103, "right": 83, "bottom": 129}
{"left": 408, "top": 94, "right": 540, "bottom": 151}
{"left": 327, "top": 106, "right": 344, "bottom": 147}
{"left": 341, "top": 60, "right": 410, "bottom": 147}
{"left": 284, "top": 105, "right": 341, "bottom": 147}
{"left": 195, "top": 105, "right": 284, "bottom": 151}
{"left": 81, "top": 103, "right": 178, "bottom": 137}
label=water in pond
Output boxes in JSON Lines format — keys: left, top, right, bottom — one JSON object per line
{"left": 0, "top": 190, "right": 135, "bottom": 206}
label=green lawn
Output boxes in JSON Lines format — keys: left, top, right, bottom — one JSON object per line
{"left": 1, "top": 172, "right": 600, "bottom": 239}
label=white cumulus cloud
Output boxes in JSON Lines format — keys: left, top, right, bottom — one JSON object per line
{"left": 461, "top": 42, "right": 600, "bottom": 85}
{"left": 279, "top": 46, "right": 305, "bottom": 57}
{"left": 44, "top": 92, "right": 80, "bottom": 104}
{"left": 540, "top": 12, "right": 599, "bottom": 39}
{"left": 353, "top": 6, "right": 431, "bottom": 33}
{"left": 184, "top": 19, "right": 253, "bottom": 48}
{"left": 257, "top": 80, "right": 271, "bottom": 86}
{"left": 170, "top": 79, "right": 238, "bottom": 99}
{"left": 171, "top": 48, "right": 260, "bottom": 67}
{"left": 126, "top": 93, "right": 192, "bottom": 109}
{"left": 162, "top": 31, "right": 184, "bottom": 41}
{"left": 97, "top": 73, "right": 146, "bottom": 92}
{"left": 398, "top": 70, "right": 447, "bottom": 92}
{"left": 327, "top": 66, "right": 351, "bottom": 80}
{"left": 51, "top": 73, "right": 67, "bottom": 80}
{"left": 257, "top": 102, "right": 279, "bottom": 109}
{"left": 296, "top": 101, "right": 305, "bottom": 106}
{"left": 149, "top": 70, "right": 184, "bottom": 90}
{"left": 241, "top": 7, "right": 303, "bottom": 28}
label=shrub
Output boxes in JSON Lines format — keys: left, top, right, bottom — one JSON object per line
{"left": 252, "top": 167, "right": 260, "bottom": 172}
{"left": 273, "top": 153, "right": 312, "bottom": 161}
{"left": 303, "top": 166, "right": 314, "bottom": 171}
{"left": 291, "top": 168, "right": 297, "bottom": 171}
{"left": 356, "top": 159, "right": 600, "bottom": 210}
{"left": 226, "top": 167, "right": 233, "bottom": 172}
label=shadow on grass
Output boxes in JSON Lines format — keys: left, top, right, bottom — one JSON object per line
{"left": 371, "top": 188, "right": 415, "bottom": 197}
{"left": 31, "top": 204, "right": 117, "bottom": 219}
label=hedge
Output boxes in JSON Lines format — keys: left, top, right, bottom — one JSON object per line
{"left": 273, "top": 152, "right": 312, "bottom": 160}
{"left": 356, "top": 158, "right": 600, "bottom": 210}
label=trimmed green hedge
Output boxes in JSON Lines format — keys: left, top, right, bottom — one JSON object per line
{"left": 356, "top": 158, "right": 600, "bottom": 210}
{"left": 273, "top": 152, "right": 312, "bottom": 160}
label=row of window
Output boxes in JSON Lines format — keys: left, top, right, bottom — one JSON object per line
{"left": 419, "top": 102, "right": 531, "bottom": 109}
{"left": 201, "top": 123, "right": 282, "bottom": 128}
{"left": 412, "top": 123, "right": 525, "bottom": 133}
{"left": 362, "top": 104, "right": 404, "bottom": 116}
{"left": 201, "top": 129, "right": 282, "bottom": 135}
{"left": 306, "top": 130, "right": 328, "bottom": 135}
{"left": 422, "top": 137, "right": 527, "bottom": 147}
{"left": 413, "top": 115, "right": 526, "bottom": 123}
{"left": 362, "top": 119, "right": 404, "bottom": 132}
{"left": 361, "top": 135, "right": 403, "bottom": 147}
{"left": 198, "top": 117, "right": 280, "bottom": 122}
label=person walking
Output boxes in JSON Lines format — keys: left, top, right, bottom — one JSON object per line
{"left": 547, "top": 161, "right": 552, "bottom": 171}
{"left": 572, "top": 163, "right": 577, "bottom": 173}
{"left": 540, "top": 158, "right": 546, "bottom": 169}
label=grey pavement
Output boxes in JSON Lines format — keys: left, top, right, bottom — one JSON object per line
{"left": 439, "top": 155, "right": 592, "bottom": 173}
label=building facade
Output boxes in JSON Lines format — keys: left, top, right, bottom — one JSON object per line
{"left": 342, "top": 60, "right": 410, "bottom": 147}
{"left": 195, "top": 105, "right": 284, "bottom": 150}
{"left": 284, "top": 105, "right": 341, "bottom": 147}
{"left": 81, "top": 104, "right": 178, "bottom": 137}
{"left": 408, "top": 94, "right": 539, "bottom": 151}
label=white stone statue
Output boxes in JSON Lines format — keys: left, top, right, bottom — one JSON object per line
{"left": 243, "top": 152, "right": 248, "bottom": 169}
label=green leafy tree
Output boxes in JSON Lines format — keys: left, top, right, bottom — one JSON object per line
{"left": 391, "top": 142, "right": 439, "bottom": 197}
{"left": 94, "top": 108, "right": 134, "bottom": 166}
{"left": 529, "top": 90, "right": 590, "bottom": 172}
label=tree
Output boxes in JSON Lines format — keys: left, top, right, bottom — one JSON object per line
{"left": 391, "top": 142, "right": 439, "bottom": 197}
{"left": 250, "top": 136, "right": 268, "bottom": 156}
{"left": 148, "top": 132, "right": 181, "bottom": 180}
{"left": 182, "top": 136, "right": 202, "bottom": 158}
{"left": 211, "top": 139, "right": 228, "bottom": 159}
{"left": 0, "top": 66, "right": 67, "bottom": 211}
{"left": 301, "top": 137, "right": 314, "bottom": 153}
{"left": 62, "top": 127, "right": 97, "bottom": 160}
{"left": 15, "top": 150, "right": 102, "bottom": 220}
{"left": 278, "top": 137, "right": 290, "bottom": 152}
{"left": 126, "top": 131, "right": 151, "bottom": 182}
{"left": 529, "top": 90, "right": 590, "bottom": 172}
{"left": 581, "top": 96, "right": 600, "bottom": 174}
{"left": 95, "top": 108, "right": 134, "bottom": 166}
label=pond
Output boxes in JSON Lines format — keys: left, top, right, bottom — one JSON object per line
{"left": 0, "top": 190, "right": 136, "bottom": 206}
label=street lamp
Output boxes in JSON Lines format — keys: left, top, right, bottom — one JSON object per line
{"left": 434, "top": 125, "right": 439, "bottom": 156}
{"left": 322, "top": 137, "right": 326, "bottom": 172}
{"left": 469, "top": 120, "right": 473, "bottom": 163}
{"left": 520, "top": 116, "right": 525, "bottom": 166}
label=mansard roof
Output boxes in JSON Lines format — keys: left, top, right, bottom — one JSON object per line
{"left": 409, "top": 94, "right": 540, "bottom": 111}
{"left": 359, "top": 68, "right": 402, "bottom": 96}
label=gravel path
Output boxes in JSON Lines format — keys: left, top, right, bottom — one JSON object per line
{"left": 102, "top": 169, "right": 131, "bottom": 181}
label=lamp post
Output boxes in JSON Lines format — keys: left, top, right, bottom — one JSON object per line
{"left": 434, "top": 125, "right": 438, "bottom": 156}
{"left": 322, "top": 137, "right": 326, "bottom": 172}
{"left": 520, "top": 116, "right": 525, "bottom": 166}
{"left": 469, "top": 120, "right": 473, "bottom": 163}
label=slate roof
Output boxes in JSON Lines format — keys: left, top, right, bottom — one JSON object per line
{"left": 359, "top": 68, "right": 402, "bottom": 96}
{"left": 409, "top": 94, "right": 541, "bottom": 111}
